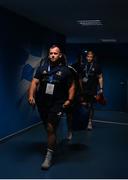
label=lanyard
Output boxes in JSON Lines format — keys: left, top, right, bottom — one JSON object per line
{"left": 85, "top": 63, "right": 93, "bottom": 78}
{"left": 48, "top": 64, "right": 51, "bottom": 72}
{"left": 48, "top": 64, "right": 53, "bottom": 83}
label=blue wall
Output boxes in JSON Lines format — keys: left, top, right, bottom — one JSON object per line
{"left": 66, "top": 43, "right": 128, "bottom": 112}
{"left": 0, "top": 7, "right": 65, "bottom": 139}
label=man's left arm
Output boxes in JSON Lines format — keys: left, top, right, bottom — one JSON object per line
{"left": 63, "top": 80, "right": 75, "bottom": 108}
{"left": 98, "top": 73, "right": 103, "bottom": 94}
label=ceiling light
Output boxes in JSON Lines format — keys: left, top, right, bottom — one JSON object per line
{"left": 77, "top": 19, "right": 102, "bottom": 26}
{"left": 101, "top": 39, "right": 117, "bottom": 42}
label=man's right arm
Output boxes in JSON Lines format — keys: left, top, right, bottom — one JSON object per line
{"left": 28, "top": 78, "right": 39, "bottom": 106}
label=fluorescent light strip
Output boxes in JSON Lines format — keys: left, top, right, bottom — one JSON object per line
{"left": 101, "top": 39, "right": 117, "bottom": 42}
{"left": 77, "top": 19, "right": 102, "bottom": 26}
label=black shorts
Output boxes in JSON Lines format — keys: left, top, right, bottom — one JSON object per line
{"left": 83, "top": 93, "right": 95, "bottom": 103}
{"left": 37, "top": 101, "right": 64, "bottom": 128}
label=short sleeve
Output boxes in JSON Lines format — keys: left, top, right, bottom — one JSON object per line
{"left": 67, "top": 68, "right": 75, "bottom": 87}
{"left": 34, "top": 66, "right": 41, "bottom": 79}
{"left": 96, "top": 64, "right": 102, "bottom": 75}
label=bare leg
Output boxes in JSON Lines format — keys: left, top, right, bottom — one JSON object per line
{"left": 87, "top": 105, "right": 94, "bottom": 130}
{"left": 41, "top": 123, "right": 56, "bottom": 169}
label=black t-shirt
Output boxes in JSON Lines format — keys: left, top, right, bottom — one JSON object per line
{"left": 34, "top": 61, "right": 74, "bottom": 106}
{"left": 79, "top": 62, "right": 102, "bottom": 95}
{"left": 71, "top": 62, "right": 81, "bottom": 74}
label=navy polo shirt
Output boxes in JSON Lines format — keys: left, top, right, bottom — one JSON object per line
{"left": 79, "top": 62, "right": 102, "bottom": 95}
{"left": 34, "top": 62, "right": 74, "bottom": 106}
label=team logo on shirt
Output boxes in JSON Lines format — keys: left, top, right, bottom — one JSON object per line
{"left": 42, "top": 70, "right": 47, "bottom": 74}
{"left": 56, "top": 71, "right": 62, "bottom": 76}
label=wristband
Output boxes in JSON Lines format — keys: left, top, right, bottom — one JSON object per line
{"left": 68, "top": 99, "right": 73, "bottom": 103}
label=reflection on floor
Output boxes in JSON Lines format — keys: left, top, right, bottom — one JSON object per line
{"left": 0, "top": 111, "right": 128, "bottom": 179}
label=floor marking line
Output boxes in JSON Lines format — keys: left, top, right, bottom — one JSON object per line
{"left": 93, "top": 119, "right": 128, "bottom": 126}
